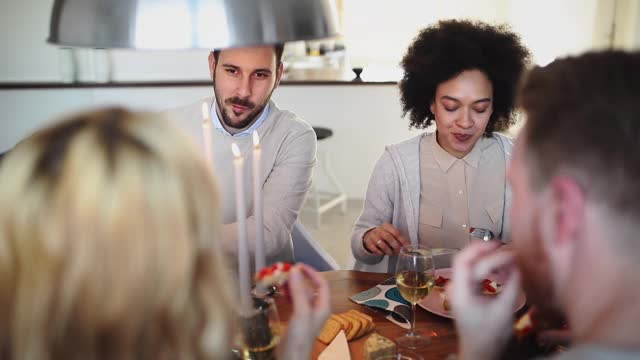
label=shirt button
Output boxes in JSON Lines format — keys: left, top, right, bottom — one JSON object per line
{"left": 462, "top": 224, "right": 467, "bottom": 228}
{"left": 458, "top": 190, "right": 464, "bottom": 195}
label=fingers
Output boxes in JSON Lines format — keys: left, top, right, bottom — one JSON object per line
{"left": 279, "top": 266, "right": 330, "bottom": 360}
{"left": 495, "top": 265, "right": 521, "bottom": 310}
{"left": 288, "top": 267, "right": 310, "bottom": 315}
{"left": 380, "top": 222, "right": 410, "bottom": 247}
{"left": 297, "top": 264, "right": 330, "bottom": 311}
{"left": 472, "top": 251, "right": 516, "bottom": 281}
{"left": 363, "top": 229, "right": 385, "bottom": 255}
{"left": 454, "top": 241, "right": 502, "bottom": 270}
{"left": 377, "top": 229, "right": 400, "bottom": 255}
{"left": 452, "top": 242, "right": 501, "bottom": 300}
{"left": 364, "top": 223, "right": 408, "bottom": 256}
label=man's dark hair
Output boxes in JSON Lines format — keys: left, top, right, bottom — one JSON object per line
{"left": 399, "top": 19, "right": 531, "bottom": 133}
{"left": 519, "top": 50, "right": 640, "bottom": 218}
{"left": 213, "top": 43, "right": 285, "bottom": 67}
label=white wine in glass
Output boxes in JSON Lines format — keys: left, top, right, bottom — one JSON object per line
{"left": 395, "top": 245, "right": 435, "bottom": 350}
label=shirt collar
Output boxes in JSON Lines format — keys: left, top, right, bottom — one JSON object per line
{"left": 210, "top": 101, "right": 271, "bottom": 137}
{"left": 430, "top": 132, "right": 485, "bottom": 172}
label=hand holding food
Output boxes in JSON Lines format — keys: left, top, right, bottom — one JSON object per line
{"left": 255, "top": 262, "right": 293, "bottom": 288}
{"left": 275, "top": 264, "right": 330, "bottom": 360}
{"left": 449, "top": 242, "right": 521, "bottom": 360}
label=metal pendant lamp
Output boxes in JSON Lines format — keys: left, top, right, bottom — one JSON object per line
{"left": 48, "top": 0, "right": 340, "bottom": 49}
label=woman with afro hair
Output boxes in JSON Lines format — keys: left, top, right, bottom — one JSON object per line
{"left": 351, "top": 20, "right": 531, "bottom": 272}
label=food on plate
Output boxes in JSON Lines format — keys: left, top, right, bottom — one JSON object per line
{"left": 481, "top": 278, "right": 503, "bottom": 295}
{"left": 255, "top": 262, "right": 293, "bottom": 287}
{"left": 435, "top": 278, "right": 500, "bottom": 314}
{"left": 363, "top": 333, "right": 397, "bottom": 360}
{"left": 433, "top": 275, "right": 450, "bottom": 291}
{"left": 439, "top": 291, "right": 451, "bottom": 312}
{"left": 316, "top": 310, "right": 375, "bottom": 343}
{"left": 514, "top": 307, "right": 538, "bottom": 339}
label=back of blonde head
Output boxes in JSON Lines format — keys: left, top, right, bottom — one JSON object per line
{"left": 0, "top": 108, "right": 233, "bottom": 359}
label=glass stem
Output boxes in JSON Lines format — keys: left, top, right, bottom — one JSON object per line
{"left": 410, "top": 303, "right": 416, "bottom": 335}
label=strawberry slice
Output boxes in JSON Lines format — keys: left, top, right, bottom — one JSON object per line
{"left": 483, "top": 281, "right": 497, "bottom": 293}
{"left": 434, "top": 276, "right": 449, "bottom": 287}
{"left": 255, "top": 262, "right": 294, "bottom": 287}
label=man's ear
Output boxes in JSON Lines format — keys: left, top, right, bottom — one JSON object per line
{"left": 429, "top": 101, "right": 435, "bottom": 115}
{"left": 207, "top": 52, "right": 216, "bottom": 80}
{"left": 274, "top": 62, "right": 284, "bottom": 88}
{"left": 542, "top": 176, "right": 586, "bottom": 247}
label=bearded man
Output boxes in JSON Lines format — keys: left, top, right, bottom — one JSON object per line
{"left": 168, "top": 45, "right": 316, "bottom": 265}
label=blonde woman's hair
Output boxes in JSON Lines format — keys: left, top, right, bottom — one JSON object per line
{"left": 0, "top": 108, "right": 234, "bottom": 359}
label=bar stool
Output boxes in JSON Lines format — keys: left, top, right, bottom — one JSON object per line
{"left": 308, "top": 126, "right": 347, "bottom": 228}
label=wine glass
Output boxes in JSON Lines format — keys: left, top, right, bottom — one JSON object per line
{"left": 395, "top": 244, "right": 435, "bottom": 350}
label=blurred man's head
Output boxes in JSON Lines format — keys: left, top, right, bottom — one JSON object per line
{"left": 509, "top": 51, "right": 640, "bottom": 311}
{"left": 208, "top": 45, "right": 285, "bottom": 131}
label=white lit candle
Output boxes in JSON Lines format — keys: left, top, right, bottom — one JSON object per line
{"left": 231, "top": 143, "right": 251, "bottom": 314}
{"left": 201, "top": 102, "right": 214, "bottom": 167}
{"left": 252, "top": 131, "right": 265, "bottom": 271}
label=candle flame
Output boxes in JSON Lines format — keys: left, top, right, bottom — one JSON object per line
{"left": 231, "top": 143, "right": 242, "bottom": 158}
{"left": 201, "top": 102, "right": 209, "bottom": 121}
{"left": 252, "top": 131, "right": 260, "bottom": 147}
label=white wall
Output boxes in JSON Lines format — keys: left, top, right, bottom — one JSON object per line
{"left": 3, "top": 0, "right": 638, "bottom": 82}
{"left": 0, "top": 85, "right": 420, "bottom": 199}
{"left": 0, "top": 0, "right": 61, "bottom": 81}
{"left": 342, "top": 0, "right": 510, "bottom": 67}
{"left": 507, "top": 0, "right": 600, "bottom": 65}
{"left": 342, "top": 0, "right": 636, "bottom": 68}
{"left": 2, "top": 0, "right": 640, "bottom": 199}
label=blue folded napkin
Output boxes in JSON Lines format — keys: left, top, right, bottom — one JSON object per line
{"left": 349, "top": 276, "right": 412, "bottom": 329}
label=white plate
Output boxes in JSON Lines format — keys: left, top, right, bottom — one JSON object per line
{"left": 418, "top": 268, "right": 526, "bottom": 319}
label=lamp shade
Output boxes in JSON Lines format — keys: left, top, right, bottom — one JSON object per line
{"left": 48, "top": 0, "right": 340, "bottom": 49}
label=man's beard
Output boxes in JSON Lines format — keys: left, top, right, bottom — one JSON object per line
{"left": 213, "top": 78, "right": 274, "bottom": 130}
{"left": 514, "top": 213, "right": 560, "bottom": 315}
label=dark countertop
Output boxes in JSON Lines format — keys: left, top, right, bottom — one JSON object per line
{"left": 0, "top": 68, "right": 399, "bottom": 89}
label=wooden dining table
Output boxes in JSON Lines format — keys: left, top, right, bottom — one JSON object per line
{"left": 275, "top": 270, "right": 457, "bottom": 359}
{"left": 275, "top": 270, "right": 549, "bottom": 360}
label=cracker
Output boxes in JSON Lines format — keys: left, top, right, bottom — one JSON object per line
{"left": 349, "top": 310, "right": 375, "bottom": 333}
{"left": 317, "top": 317, "right": 342, "bottom": 345}
{"left": 330, "top": 314, "right": 352, "bottom": 333}
{"left": 338, "top": 313, "right": 361, "bottom": 340}
{"left": 341, "top": 312, "right": 366, "bottom": 339}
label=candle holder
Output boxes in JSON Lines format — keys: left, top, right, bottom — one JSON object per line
{"left": 237, "top": 296, "right": 281, "bottom": 360}
{"left": 352, "top": 67, "right": 363, "bottom": 81}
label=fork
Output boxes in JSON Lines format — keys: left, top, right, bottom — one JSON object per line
{"left": 469, "top": 227, "right": 495, "bottom": 242}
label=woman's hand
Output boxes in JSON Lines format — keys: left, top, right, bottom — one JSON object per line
{"left": 363, "top": 222, "right": 410, "bottom": 256}
{"left": 448, "top": 242, "right": 521, "bottom": 360}
{"left": 277, "top": 264, "right": 330, "bottom": 360}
